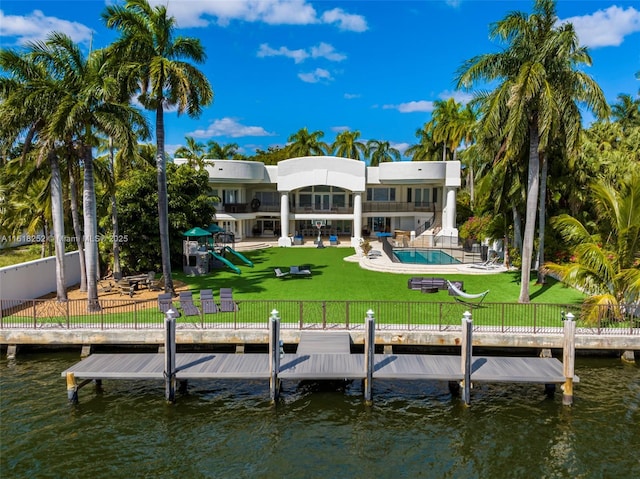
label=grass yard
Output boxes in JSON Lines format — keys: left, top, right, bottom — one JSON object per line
{"left": 175, "top": 246, "right": 585, "bottom": 305}
{"left": 0, "top": 245, "right": 43, "bottom": 268}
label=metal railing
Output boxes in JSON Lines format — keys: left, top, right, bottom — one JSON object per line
{"left": 1, "top": 298, "right": 638, "bottom": 335}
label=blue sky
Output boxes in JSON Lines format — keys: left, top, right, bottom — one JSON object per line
{"left": 1, "top": 0, "right": 639, "bottom": 159}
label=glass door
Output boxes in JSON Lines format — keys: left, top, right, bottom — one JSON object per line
{"left": 314, "top": 194, "right": 330, "bottom": 210}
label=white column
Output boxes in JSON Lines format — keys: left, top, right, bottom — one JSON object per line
{"left": 278, "top": 191, "right": 291, "bottom": 247}
{"left": 444, "top": 187, "right": 456, "bottom": 231}
{"left": 352, "top": 192, "right": 363, "bottom": 245}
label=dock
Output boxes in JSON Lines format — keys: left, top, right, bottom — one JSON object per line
{"left": 62, "top": 310, "right": 579, "bottom": 406}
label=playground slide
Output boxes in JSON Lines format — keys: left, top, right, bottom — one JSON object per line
{"left": 224, "top": 246, "right": 254, "bottom": 267}
{"left": 208, "top": 251, "right": 241, "bottom": 274}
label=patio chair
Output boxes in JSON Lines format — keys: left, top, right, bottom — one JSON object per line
{"left": 446, "top": 280, "right": 489, "bottom": 305}
{"left": 329, "top": 235, "right": 339, "bottom": 245}
{"left": 179, "top": 291, "right": 201, "bottom": 317}
{"left": 158, "top": 293, "right": 174, "bottom": 313}
{"left": 290, "top": 266, "right": 311, "bottom": 276}
{"left": 219, "top": 287, "right": 239, "bottom": 312}
{"left": 200, "top": 289, "right": 218, "bottom": 314}
{"left": 274, "top": 268, "right": 290, "bottom": 279}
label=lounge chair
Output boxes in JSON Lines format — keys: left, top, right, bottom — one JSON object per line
{"left": 290, "top": 266, "right": 311, "bottom": 276}
{"left": 179, "top": 291, "right": 201, "bottom": 316}
{"left": 158, "top": 293, "right": 174, "bottom": 313}
{"left": 446, "top": 280, "right": 489, "bottom": 305}
{"left": 469, "top": 256, "right": 501, "bottom": 270}
{"left": 219, "top": 288, "right": 238, "bottom": 312}
{"left": 329, "top": 235, "right": 339, "bottom": 245}
{"left": 274, "top": 268, "right": 290, "bottom": 278}
{"left": 200, "top": 289, "right": 218, "bottom": 314}
{"left": 115, "top": 279, "right": 135, "bottom": 297}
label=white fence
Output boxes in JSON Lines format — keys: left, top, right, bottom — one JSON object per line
{"left": 0, "top": 251, "right": 81, "bottom": 300}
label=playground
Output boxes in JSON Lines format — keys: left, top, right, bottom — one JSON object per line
{"left": 182, "top": 225, "right": 254, "bottom": 276}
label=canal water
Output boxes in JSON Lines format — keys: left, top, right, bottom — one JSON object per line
{"left": 1, "top": 352, "right": 638, "bottom": 478}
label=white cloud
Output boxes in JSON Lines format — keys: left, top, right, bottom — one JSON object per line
{"left": 298, "top": 68, "right": 333, "bottom": 83}
{"left": 439, "top": 90, "right": 474, "bottom": 104}
{"left": 157, "top": 0, "right": 366, "bottom": 32}
{"left": 257, "top": 42, "right": 345, "bottom": 63}
{"left": 257, "top": 43, "right": 309, "bottom": 63}
{"left": 344, "top": 93, "right": 361, "bottom": 99}
{"left": 383, "top": 100, "right": 434, "bottom": 113}
{"left": 331, "top": 125, "right": 350, "bottom": 132}
{"left": 189, "top": 118, "right": 274, "bottom": 138}
{"left": 560, "top": 6, "right": 640, "bottom": 48}
{"left": 310, "top": 42, "right": 346, "bottom": 61}
{"left": 321, "top": 8, "right": 368, "bottom": 32}
{"left": 392, "top": 142, "right": 411, "bottom": 155}
{"left": 0, "top": 9, "right": 94, "bottom": 45}
{"left": 445, "top": 0, "right": 461, "bottom": 8}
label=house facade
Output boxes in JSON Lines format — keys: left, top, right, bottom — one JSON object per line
{"left": 174, "top": 156, "right": 461, "bottom": 248}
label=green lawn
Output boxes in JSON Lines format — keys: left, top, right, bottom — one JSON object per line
{"left": 0, "top": 245, "right": 43, "bottom": 268}
{"left": 175, "top": 246, "right": 585, "bottom": 305}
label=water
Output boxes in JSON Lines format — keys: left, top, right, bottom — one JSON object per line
{"left": 394, "top": 249, "right": 461, "bottom": 265}
{"left": 1, "top": 352, "right": 639, "bottom": 478}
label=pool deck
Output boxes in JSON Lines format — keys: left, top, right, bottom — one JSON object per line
{"left": 235, "top": 238, "right": 508, "bottom": 276}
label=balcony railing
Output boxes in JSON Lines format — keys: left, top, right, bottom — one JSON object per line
{"left": 221, "top": 202, "right": 437, "bottom": 214}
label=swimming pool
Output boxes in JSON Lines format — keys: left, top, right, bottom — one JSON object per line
{"left": 393, "top": 249, "right": 461, "bottom": 265}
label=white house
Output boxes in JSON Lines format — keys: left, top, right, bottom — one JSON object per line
{"left": 174, "top": 156, "right": 461, "bottom": 248}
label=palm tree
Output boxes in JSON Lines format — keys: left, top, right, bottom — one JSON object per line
{"left": 542, "top": 173, "right": 640, "bottom": 324}
{"left": 405, "top": 126, "right": 441, "bottom": 162}
{"left": 427, "top": 98, "right": 463, "bottom": 161}
{"left": 611, "top": 93, "right": 640, "bottom": 132}
{"left": 207, "top": 140, "right": 240, "bottom": 160}
{"left": 30, "top": 34, "right": 148, "bottom": 311}
{"left": 287, "top": 127, "right": 329, "bottom": 157}
{"left": 103, "top": 0, "right": 214, "bottom": 295}
{"left": 457, "top": 0, "right": 609, "bottom": 302}
{"left": 175, "top": 136, "right": 207, "bottom": 169}
{"left": 0, "top": 42, "right": 68, "bottom": 301}
{"left": 366, "top": 140, "right": 400, "bottom": 166}
{"left": 331, "top": 130, "right": 368, "bottom": 160}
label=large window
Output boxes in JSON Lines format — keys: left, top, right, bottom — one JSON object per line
{"left": 367, "top": 187, "right": 396, "bottom": 202}
{"left": 255, "top": 191, "right": 279, "bottom": 207}
{"left": 414, "top": 188, "right": 430, "bottom": 206}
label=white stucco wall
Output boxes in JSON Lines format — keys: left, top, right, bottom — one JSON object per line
{"left": 0, "top": 251, "right": 81, "bottom": 300}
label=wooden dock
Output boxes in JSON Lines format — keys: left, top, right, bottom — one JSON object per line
{"left": 62, "top": 320, "right": 577, "bottom": 405}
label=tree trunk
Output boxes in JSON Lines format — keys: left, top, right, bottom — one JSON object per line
{"left": 109, "top": 137, "right": 122, "bottom": 277}
{"left": 536, "top": 153, "right": 547, "bottom": 284}
{"left": 442, "top": 143, "right": 447, "bottom": 161}
{"left": 68, "top": 161, "right": 87, "bottom": 292}
{"left": 519, "top": 123, "right": 541, "bottom": 303}
{"left": 512, "top": 205, "right": 523, "bottom": 254}
{"left": 83, "top": 144, "right": 101, "bottom": 312}
{"left": 49, "top": 154, "right": 67, "bottom": 302}
{"left": 156, "top": 105, "right": 174, "bottom": 294}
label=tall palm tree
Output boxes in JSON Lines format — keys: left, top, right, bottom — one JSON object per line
{"left": 104, "top": 0, "right": 214, "bottom": 295}
{"left": 0, "top": 43, "right": 68, "bottom": 301}
{"left": 366, "top": 140, "right": 400, "bottom": 166}
{"left": 331, "top": 130, "right": 368, "bottom": 160}
{"left": 457, "top": 0, "right": 609, "bottom": 302}
{"left": 207, "top": 140, "right": 240, "bottom": 160}
{"left": 175, "top": 136, "right": 207, "bottom": 169}
{"left": 542, "top": 173, "right": 640, "bottom": 324}
{"left": 30, "top": 34, "right": 148, "bottom": 311}
{"left": 287, "top": 127, "right": 329, "bottom": 157}
{"left": 405, "top": 126, "right": 441, "bottom": 162}
{"left": 427, "top": 98, "right": 463, "bottom": 161}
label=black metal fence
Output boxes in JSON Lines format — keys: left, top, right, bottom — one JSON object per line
{"left": 1, "top": 298, "right": 638, "bottom": 335}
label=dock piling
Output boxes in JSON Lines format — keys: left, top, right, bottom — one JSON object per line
{"left": 269, "top": 309, "right": 281, "bottom": 402}
{"left": 164, "top": 308, "right": 178, "bottom": 403}
{"left": 364, "top": 309, "right": 375, "bottom": 405}
{"left": 66, "top": 372, "right": 78, "bottom": 404}
{"left": 461, "top": 311, "right": 473, "bottom": 406}
{"left": 562, "top": 312, "right": 576, "bottom": 406}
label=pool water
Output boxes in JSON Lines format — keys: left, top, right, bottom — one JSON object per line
{"left": 393, "top": 249, "right": 461, "bottom": 265}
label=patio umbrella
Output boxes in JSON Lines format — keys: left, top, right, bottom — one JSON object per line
{"left": 182, "top": 227, "right": 212, "bottom": 238}
{"left": 206, "top": 223, "right": 225, "bottom": 233}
